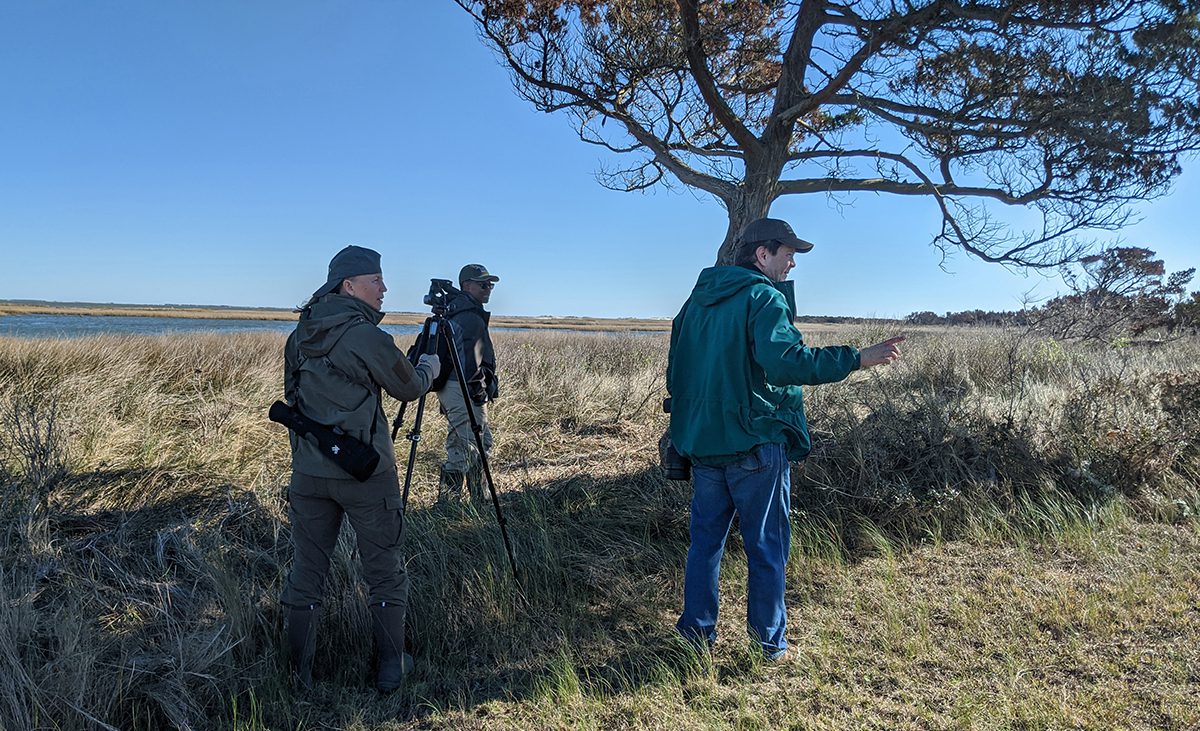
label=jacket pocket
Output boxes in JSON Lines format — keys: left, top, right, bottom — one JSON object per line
{"left": 383, "top": 491, "right": 405, "bottom": 545}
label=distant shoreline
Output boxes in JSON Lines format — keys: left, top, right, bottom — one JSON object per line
{"left": 0, "top": 300, "right": 674, "bottom": 333}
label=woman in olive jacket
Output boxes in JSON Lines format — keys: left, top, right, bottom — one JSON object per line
{"left": 281, "top": 245, "right": 439, "bottom": 693}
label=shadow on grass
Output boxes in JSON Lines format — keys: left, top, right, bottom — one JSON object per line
{"left": 8, "top": 450, "right": 1160, "bottom": 730}
{"left": 389, "top": 465, "right": 700, "bottom": 715}
{"left": 347, "top": 463, "right": 887, "bottom": 725}
{"left": 1, "top": 466, "right": 293, "bottom": 731}
{"left": 5, "top": 461, "right": 705, "bottom": 729}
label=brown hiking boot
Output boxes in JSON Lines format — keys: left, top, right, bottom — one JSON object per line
{"left": 766, "top": 646, "right": 799, "bottom": 665}
{"left": 465, "top": 457, "right": 486, "bottom": 503}
{"left": 438, "top": 467, "right": 465, "bottom": 503}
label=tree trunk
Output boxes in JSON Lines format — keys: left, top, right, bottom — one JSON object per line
{"left": 714, "top": 177, "right": 779, "bottom": 265}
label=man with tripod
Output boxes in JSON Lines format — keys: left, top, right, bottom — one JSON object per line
{"left": 280, "top": 245, "right": 440, "bottom": 692}
{"left": 436, "top": 264, "right": 500, "bottom": 503}
{"left": 667, "top": 218, "right": 904, "bottom": 662}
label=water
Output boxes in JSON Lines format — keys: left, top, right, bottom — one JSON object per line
{"left": 0, "top": 314, "right": 658, "bottom": 339}
{"left": 0, "top": 314, "right": 423, "bottom": 339}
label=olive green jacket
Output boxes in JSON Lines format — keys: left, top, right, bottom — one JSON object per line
{"left": 284, "top": 294, "right": 435, "bottom": 478}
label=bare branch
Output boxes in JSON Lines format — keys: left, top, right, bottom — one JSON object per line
{"left": 677, "top": 0, "right": 764, "bottom": 155}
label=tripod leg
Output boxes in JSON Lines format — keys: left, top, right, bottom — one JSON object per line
{"left": 399, "top": 316, "right": 442, "bottom": 515}
{"left": 438, "top": 324, "right": 520, "bottom": 585}
{"left": 400, "top": 393, "right": 428, "bottom": 514}
{"left": 392, "top": 317, "right": 433, "bottom": 442}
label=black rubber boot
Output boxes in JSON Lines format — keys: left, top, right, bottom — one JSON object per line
{"left": 438, "top": 467, "right": 465, "bottom": 503}
{"left": 286, "top": 604, "right": 320, "bottom": 691}
{"left": 370, "top": 601, "right": 413, "bottom": 693}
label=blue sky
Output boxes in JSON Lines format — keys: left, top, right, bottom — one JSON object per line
{"left": 1, "top": 1, "right": 1196, "bottom": 319}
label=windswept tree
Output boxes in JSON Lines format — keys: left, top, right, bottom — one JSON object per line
{"left": 1176, "top": 291, "right": 1200, "bottom": 332}
{"left": 456, "top": 0, "right": 1200, "bottom": 264}
{"left": 1034, "top": 246, "right": 1196, "bottom": 340}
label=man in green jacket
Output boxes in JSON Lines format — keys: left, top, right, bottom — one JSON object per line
{"left": 667, "top": 218, "right": 903, "bottom": 661}
{"left": 281, "top": 245, "right": 440, "bottom": 692}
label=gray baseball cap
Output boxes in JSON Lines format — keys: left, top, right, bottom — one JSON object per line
{"left": 311, "top": 245, "right": 382, "bottom": 300}
{"left": 740, "top": 218, "right": 814, "bottom": 253}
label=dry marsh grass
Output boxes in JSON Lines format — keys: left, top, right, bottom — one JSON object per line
{"left": 0, "top": 327, "right": 1197, "bottom": 730}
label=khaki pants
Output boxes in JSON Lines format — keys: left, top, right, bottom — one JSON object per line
{"left": 281, "top": 469, "right": 409, "bottom": 608}
{"left": 436, "top": 380, "right": 493, "bottom": 472}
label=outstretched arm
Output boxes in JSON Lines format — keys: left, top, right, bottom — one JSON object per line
{"left": 350, "top": 326, "right": 440, "bottom": 402}
{"left": 858, "top": 337, "right": 905, "bottom": 369}
{"left": 750, "top": 289, "right": 860, "bottom": 385}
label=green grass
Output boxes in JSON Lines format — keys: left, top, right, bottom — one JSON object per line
{"left": 0, "top": 328, "right": 1198, "bottom": 729}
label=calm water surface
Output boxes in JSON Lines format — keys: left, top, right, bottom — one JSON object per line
{"left": 0, "top": 314, "right": 650, "bottom": 339}
{"left": 0, "top": 314, "right": 423, "bottom": 339}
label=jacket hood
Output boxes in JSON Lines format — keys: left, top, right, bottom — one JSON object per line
{"left": 295, "top": 294, "right": 382, "bottom": 358}
{"left": 691, "top": 265, "right": 797, "bottom": 318}
{"left": 445, "top": 290, "right": 489, "bottom": 322}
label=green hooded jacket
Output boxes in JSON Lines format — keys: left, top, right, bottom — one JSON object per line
{"left": 284, "top": 294, "right": 435, "bottom": 479}
{"left": 667, "top": 265, "right": 860, "bottom": 465}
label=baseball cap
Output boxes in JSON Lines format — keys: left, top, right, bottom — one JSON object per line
{"left": 739, "top": 218, "right": 814, "bottom": 253}
{"left": 311, "top": 246, "right": 382, "bottom": 300}
{"left": 459, "top": 263, "right": 500, "bottom": 285}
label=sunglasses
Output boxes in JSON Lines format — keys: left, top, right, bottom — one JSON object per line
{"left": 470, "top": 281, "right": 495, "bottom": 290}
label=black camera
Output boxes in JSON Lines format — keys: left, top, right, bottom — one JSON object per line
{"left": 660, "top": 397, "right": 692, "bottom": 481}
{"left": 423, "top": 278, "right": 455, "bottom": 312}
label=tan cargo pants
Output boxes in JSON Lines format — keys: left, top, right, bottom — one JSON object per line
{"left": 436, "top": 380, "right": 493, "bottom": 473}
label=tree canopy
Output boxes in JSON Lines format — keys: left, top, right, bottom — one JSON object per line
{"left": 456, "top": 0, "right": 1200, "bottom": 264}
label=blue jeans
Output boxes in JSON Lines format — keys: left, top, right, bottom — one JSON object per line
{"left": 677, "top": 443, "right": 791, "bottom": 658}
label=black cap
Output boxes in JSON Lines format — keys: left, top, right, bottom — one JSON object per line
{"left": 311, "top": 246, "right": 382, "bottom": 300}
{"left": 740, "top": 218, "right": 814, "bottom": 253}
{"left": 459, "top": 263, "right": 500, "bottom": 285}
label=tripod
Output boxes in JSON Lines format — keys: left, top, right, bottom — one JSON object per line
{"left": 392, "top": 309, "right": 520, "bottom": 584}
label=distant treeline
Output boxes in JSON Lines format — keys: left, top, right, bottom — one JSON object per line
{"left": 798, "top": 314, "right": 904, "bottom": 325}
{"left": 902, "top": 247, "right": 1200, "bottom": 339}
{"left": 798, "top": 311, "right": 1026, "bottom": 327}
{"left": 0, "top": 299, "right": 288, "bottom": 312}
{"left": 902, "top": 309, "right": 1028, "bottom": 327}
